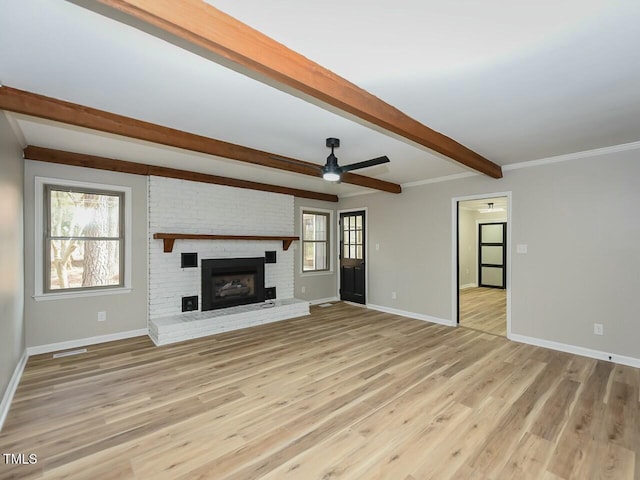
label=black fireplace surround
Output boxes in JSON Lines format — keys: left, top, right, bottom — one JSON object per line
{"left": 201, "top": 257, "right": 265, "bottom": 311}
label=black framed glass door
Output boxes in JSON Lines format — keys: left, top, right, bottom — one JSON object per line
{"left": 339, "top": 211, "right": 365, "bottom": 304}
{"left": 478, "top": 222, "right": 506, "bottom": 289}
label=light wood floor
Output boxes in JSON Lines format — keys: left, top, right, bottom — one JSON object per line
{"left": 460, "top": 287, "right": 507, "bottom": 336}
{"left": 1, "top": 303, "right": 638, "bottom": 479}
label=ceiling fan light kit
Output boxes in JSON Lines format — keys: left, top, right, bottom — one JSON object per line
{"left": 322, "top": 170, "right": 341, "bottom": 181}
{"left": 479, "top": 202, "right": 505, "bottom": 213}
{"left": 322, "top": 138, "right": 342, "bottom": 181}
{"left": 321, "top": 137, "right": 390, "bottom": 182}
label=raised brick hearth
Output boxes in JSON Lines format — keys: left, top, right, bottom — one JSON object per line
{"left": 149, "top": 298, "right": 309, "bottom": 346}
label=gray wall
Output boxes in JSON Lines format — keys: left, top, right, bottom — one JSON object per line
{"left": 340, "top": 150, "right": 640, "bottom": 359}
{"left": 458, "top": 208, "right": 476, "bottom": 287}
{"left": 24, "top": 161, "right": 148, "bottom": 348}
{"left": 0, "top": 114, "right": 25, "bottom": 399}
{"left": 340, "top": 187, "right": 452, "bottom": 319}
{"left": 293, "top": 197, "right": 338, "bottom": 302}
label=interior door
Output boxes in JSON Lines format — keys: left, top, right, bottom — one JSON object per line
{"left": 340, "top": 211, "right": 366, "bottom": 304}
{"left": 479, "top": 222, "right": 506, "bottom": 289}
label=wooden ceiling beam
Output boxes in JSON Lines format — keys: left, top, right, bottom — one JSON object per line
{"left": 23, "top": 146, "right": 339, "bottom": 203}
{"left": 0, "top": 86, "right": 401, "bottom": 194}
{"left": 92, "top": 0, "right": 502, "bottom": 179}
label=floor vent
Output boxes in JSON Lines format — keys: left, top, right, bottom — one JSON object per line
{"left": 318, "top": 303, "right": 334, "bottom": 308}
{"left": 53, "top": 348, "right": 87, "bottom": 359}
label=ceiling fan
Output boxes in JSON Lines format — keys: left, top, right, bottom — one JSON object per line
{"left": 270, "top": 138, "right": 390, "bottom": 182}
{"left": 320, "top": 138, "right": 390, "bottom": 181}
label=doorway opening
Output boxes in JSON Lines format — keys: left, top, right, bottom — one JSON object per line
{"left": 455, "top": 194, "right": 510, "bottom": 337}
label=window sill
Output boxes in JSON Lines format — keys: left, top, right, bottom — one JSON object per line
{"left": 33, "top": 287, "right": 132, "bottom": 302}
{"left": 300, "top": 270, "right": 334, "bottom": 277}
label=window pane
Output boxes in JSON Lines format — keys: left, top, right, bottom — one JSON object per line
{"left": 302, "top": 212, "right": 330, "bottom": 272}
{"left": 481, "top": 266, "right": 503, "bottom": 287}
{"left": 303, "top": 212, "right": 327, "bottom": 241}
{"left": 49, "top": 189, "right": 120, "bottom": 238}
{"left": 313, "top": 242, "right": 327, "bottom": 270}
{"left": 350, "top": 245, "right": 356, "bottom": 258}
{"left": 303, "top": 241, "right": 328, "bottom": 271}
{"left": 481, "top": 224, "right": 503, "bottom": 243}
{"left": 303, "top": 214, "right": 315, "bottom": 240}
{"left": 356, "top": 230, "right": 362, "bottom": 244}
{"left": 49, "top": 239, "right": 121, "bottom": 289}
{"left": 303, "top": 242, "right": 316, "bottom": 271}
{"left": 481, "top": 246, "right": 503, "bottom": 265}
{"left": 355, "top": 216, "right": 362, "bottom": 228}
{"left": 344, "top": 245, "right": 350, "bottom": 259}
{"left": 314, "top": 215, "right": 327, "bottom": 241}
{"left": 356, "top": 246, "right": 363, "bottom": 259}
{"left": 43, "top": 182, "right": 127, "bottom": 295}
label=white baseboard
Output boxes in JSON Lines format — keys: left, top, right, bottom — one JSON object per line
{"left": 0, "top": 350, "right": 28, "bottom": 432}
{"left": 26, "top": 328, "right": 149, "bottom": 356}
{"left": 309, "top": 296, "right": 339, "bottom": 305}
{"left": 509, "top": 333, "right": 640, "bottom": 369}
{"left": 367, "top": 304, "right": 456, "bottom": 327}
{"left": 460, "top": 283, "right": 477, "bottom": 290}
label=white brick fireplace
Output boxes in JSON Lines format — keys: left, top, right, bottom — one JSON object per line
{"left": 148, "top": 176, "right": 308, "bottom": 344}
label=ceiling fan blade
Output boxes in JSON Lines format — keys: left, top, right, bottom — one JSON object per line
{"left": 340, "top": 156, "right": 390, "bottom": 173}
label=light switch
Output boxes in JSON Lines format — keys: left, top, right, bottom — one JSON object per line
{"left": 516, "top": 244, "right": 528, "bottom": 254}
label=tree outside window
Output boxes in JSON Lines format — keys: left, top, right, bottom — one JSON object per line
{"left": 45, "top": 185, "right": 124, "bottom": 291}
{"left": 302, "top": 211, "right": 329, "bottom": 272}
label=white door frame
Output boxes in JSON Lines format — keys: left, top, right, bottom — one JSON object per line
{"left": 452, "top": 192, "right": 512, "bottom": 338}
{"left": 336, "top": 207, "right": 369, "bottom": 305}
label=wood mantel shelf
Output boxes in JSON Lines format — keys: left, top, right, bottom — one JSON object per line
{"left": 153, "top": 233, "right": 299, "bottom": 253}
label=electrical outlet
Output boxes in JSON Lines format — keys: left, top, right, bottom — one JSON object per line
{"left": 301, "top": 286, "right": 306, "bottom": 294}
{"left": 97, "top": 311, "right": 107, "bottom": 322}
{"left": 594, "top": 323, "right": 604, "bottom": 335}
{"left": 391, "top": 291, "right": 397, "bottom": 300}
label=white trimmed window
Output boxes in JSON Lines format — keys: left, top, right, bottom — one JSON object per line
{"left": 301, "top": 210, "right": 330, "bottom": 273}
{"left": 35, "top": 177, "right": 132, "bottom": 300}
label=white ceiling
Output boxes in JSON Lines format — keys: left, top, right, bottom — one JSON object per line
{"left": 459, "top": 197, "right": 508, "bottom": 213}
{"left": 1, "top": 0, "right": 639, "bottom": 197}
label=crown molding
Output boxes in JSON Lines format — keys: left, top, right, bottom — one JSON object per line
{"left": 395, "top": 140, "right": 640, "bottom": 193}
{"left": 502, "top": 140, "right": 640, "bottom": 172}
